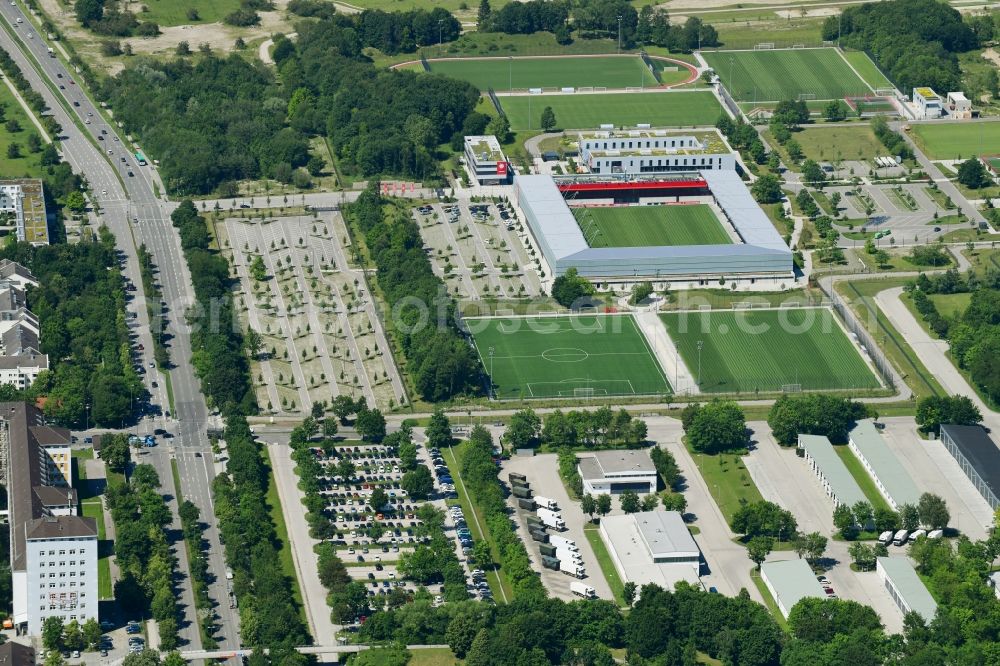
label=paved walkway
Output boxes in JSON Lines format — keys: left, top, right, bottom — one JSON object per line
{"left": 268, "top": 443, "right": 340, "bottom": 652}
{"left": 634, "top": 309, "right": 699, "bottom": 395}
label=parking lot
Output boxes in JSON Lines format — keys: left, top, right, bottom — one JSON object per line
{"left": 502, "top": 453, "right": 613, "bottom": 602}
{"left": 415, "top": 200, "right": 543, "bottom": 302}
{"left": 220, "top": 214, "right": 405, "bottom": 413}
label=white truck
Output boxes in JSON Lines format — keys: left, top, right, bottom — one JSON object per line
{"left": 556, "top": 548, "right": 582, "bottom": 564}
{"left": 878, "top": 530, "right": 894, "bottom": 545}
{"left": 537, "top": 508, "right": 566, "bottom": 531}
{"left": 570, "top": 581, "right": 597, "bottom": 599}
{"left": 559, "top": 559, "right": 585, "bottom": 578}
{"left": 892, "top": 529, "right": 910, "bottom": 546}
{"left": 549, "top": 534, "right": 578, "bottom": 551}
{"left": 534, "top": 495, "right": 559, "bottom": 511}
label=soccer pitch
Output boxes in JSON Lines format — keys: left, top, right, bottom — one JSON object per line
{"left": 572, "top": 204, "right": 733, "bottom": 247}
{"left": 703, "top": 48, "right": 872, "bottom": 101}
{"left": 471, "top": 314, "right": 671, "bottom": 399}
{"left": 660, "top": 308, "right": 881, "bottom": 393}
{"left": 500, "top": 91, "right": 722, "bottom": 130}
{"left": 429, "top": 55, "right": 657, "bottom": 91}
{"left": 908, "top": 122, "right": 1000, "bottom": 159}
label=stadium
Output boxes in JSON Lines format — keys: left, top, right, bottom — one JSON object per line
{"left": 515, "top": 169, "right": 794, "bottom": 290}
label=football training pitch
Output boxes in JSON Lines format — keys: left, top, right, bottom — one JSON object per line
{"left": 908, "top": 122, "right": 1000, "bottom": 159}
{"left": 660, "top": 308, "right": 881, "bottom": 393}
{"left": 572, "top": 204, "right": 733, "bottom": 247}
{"left": 499, "top": 91, "right": 723, "bottom": 130}
{"left": 428, "top": 55, "right": 657, "bottom": 91}
{"left": 471, "top": 314, "right": 671, "bottom": 399}
{"left": 703, "top": 48, "right": 872, "bottom": 102}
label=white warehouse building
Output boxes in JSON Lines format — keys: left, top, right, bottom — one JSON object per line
{"left": 578, "top": 449, "right": 657, "bottom": 495}
{"left": 599, "top": 511, "right": 701, "bottom": 592}
{"left": 848, "top": 420, "right": 921, "bottom": 511}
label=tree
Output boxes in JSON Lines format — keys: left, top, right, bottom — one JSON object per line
{"left": 684, "top": 400, "right": 748, "bottom": 454}
{"left": 75, "top": 0, "right": 103, "bottom": 24}
{"left": 370, "top": 488, "right": 389, "bottom": 512}
{"left": 337, "top": 458, "right": 355, "bottom": 482}
{"left": 802, "top": 161, "right": 826, "bottom": 185}
{"left": 849, "top": 542, "right": 876, "bottom": 570}
{"left": 323, "top": 418, "right": 338, "bottom": 438}
{"left": 26, "top": 133, "right": 42, "bottom": 153}
{"left": 426, "top": 408, "right": 453, "bottom": 448}
{"left": 176, "top": 41, "right": 191, "bottom": 56}
{"left": 661, "top": 492, "right": 687, "bottom": 514}
{"left": 751, "top": 174, "right": 783, "bottom": 204}
{"left": 620, "top": 490, "right": 641, "bottom": 514}
{"left": 873, "top": 249, "right": 891, "bottom": 268}
{"left": 503, "top": 409, "right": 541, "bottom": 449}
{"left": 42, "top": 616, "right": 64, "bottom": 652}
{"left": 101, "top": 432, "right": 131, "bottom": 472}
{"left": 731, "top": 501, "right": 797, "bottom": 539}
{"left": 63, "top": 620, "right": 84, "bottom": 652}
{"left": 623, "top": 581, "right": 637, "bottom": 606}
{"left": 6, "top": 143, "right": 20, "bottom": 159}
{"left": 65, "top": 190, "right": 87, "bottom": 213}
{"left": 915, "top": 395, "right": 982, "bottom": 435}
{"left": 900, "top": 503, "right": 920, "bottom": 531}
{"left": 581, "top": 493, "right": 596, "bottom": 522}
{"left": 485, "top": 114, "right": 511, "bottom": 143}
{"left": 804, "top": 532, "right": 827, "bottom": 564}
{"left": 641, "top": 494, "right": 659, "bottom": 512}
{"left": 356, "top": 408, "right": 386, "bottom": 441}
{"left": 957, "top": 158, "right": 990, "bottom": 189}
{"left": 917, "top": 493, "right": 949, "bottom": 530}
{"left": 82, "top": 618, "right": 102, "bottom": 649}
{"left": 851, "top": 501, "right": 874, "bottom": 530}
{"left": 447, "top": 612, "right": 482, "bottom": 659}
{"left": 629, "top": 281, "right": 653, "bottom": 305}
{"left": 401, "top": 465, "right": 434, "bottom": 500}
{"left": 824, "top": 99, "right": 847, "bottom": 121}
{"left": 596, "top": 493, "right": 612, "bottom": 518}
{"left": 551, "top": 267, "right": 596, "bottom": 308}
{"left": 477, "top": 0, "right": 491, "bottom": 27}
{"left": 747, "top": 536, "right": 774, "bottom": 569}
{"left": 472, "top": 540, "right": 493, "bottom": 570}
{"left": 873, "top": 506, "right": 900, "bottom": 533}
{"left": 540, "top": 106, "right": 557, "bottom": 132}
{"left": 123, "top": 651, "right": 162, "bottom": 666}
{"left": 249, "top": 255, "right": 267, "bottom": 281}
{"left": 833, "top": 504, "right": 857, "bottom": 538}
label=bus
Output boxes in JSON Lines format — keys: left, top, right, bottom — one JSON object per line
{"left": 134, "top": 151, "right": 147, "bottom": 166}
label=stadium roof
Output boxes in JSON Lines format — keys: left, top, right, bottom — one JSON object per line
{"left": 939, "top": 424, "right": 1000, "bottom": 502}
{"left": 877, "top": 557, "right": 938, "bottom": 621}
{"left": 515, "top": 171, "right": 791, "bottom": 266}
{"left": 849, "top": 420, "right": 921, "bottom": 508}
{"left": 760, "top": 559, "right": 827, "bottom": 618}
{"left": 798, "top": 434, "right": 868, "bottom": 507}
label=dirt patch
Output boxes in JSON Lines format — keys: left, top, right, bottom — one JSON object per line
{"left": 774, "top": 7, "right": 840, "bottom": 18}
{"left": 661, "top": 0, "right": 809, "bottom": 9}
{"left": 983, "top": 48, "right": 1000, "bottom": 68}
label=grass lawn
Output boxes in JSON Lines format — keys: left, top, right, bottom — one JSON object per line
{"left": 909, "top": 122, "right": 1000, "bottom": 160}
{"left": 263, "top": 452, "right": 307, "bottom": 623}
{"left": 443, "top": 442, "right": 514, "bottom": 603}
{"left": 0, "top": 83, "right": 47, "bottom": 178}
{"left": 790, "top": 125, "right": 886, "bottom": 164}
{"left": 470, "top": 314, "right": 671, "bottom": 399}
{"left": 929, "top": 292, "right": 972, "bottom": 318}
{"left": 572, "top": 203, "right": 732, "bottom": 247}
{"left": 407, "top": 648, "right": 461, "bottom": 666}
{"left": 841, "top": 51, "right": 895, "bottom": 90}
{"left": 660, "top": 308, "right": 881, "bottom": 393}
{"left": 703, "top": 48, "right": 872, "bottom": 102}
{"left": 750, "top": 569, "right": 790, "bottom": 631}
{"left": 583, "top": 523, "right": 626, "bottom": 606}
{"left": 686, "top": 446, "right": 764, "bottom": 526}
{"left": 713, "top": 18, "right": 824, "bottom": 52}
{"left": 430, "top": 55, "right": 656, "bottom": 91}
{"left": 832, "top": 445, "right": 892, "bottom": 513}
{"left": 133, "top": 0, "right": 242, "bottom": 27}
{"left": 499, "top": 91, "right": 723, "bottom": 131}
{"left": 81, "top": 499, "right": 113, "bottom": 599}
{"left": 836, "top": 279, "right": 946, "bottom": 400}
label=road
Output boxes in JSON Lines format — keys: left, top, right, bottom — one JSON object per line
{"left": 0, "top": 6, "right": 241, "bottom": 653}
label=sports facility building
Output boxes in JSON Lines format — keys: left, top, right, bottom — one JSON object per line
{"left": 578, "top": 129, "right": 737, "bottom": 175}
{"left": 463, "top": 135, "right": 509, "bottom": 185}
{"left": 513, "top": 171, "right": 793, "bottom": 289}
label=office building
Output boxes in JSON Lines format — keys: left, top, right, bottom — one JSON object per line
{"left": 578, "top": 449, "right": 657, "bottom": 495}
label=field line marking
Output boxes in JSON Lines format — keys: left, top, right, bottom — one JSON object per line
{"left": 628, "top": 314, "right": 672, "bottom": 392}
{"left": 836, "top": 48, "right": 877, "bottom": 95}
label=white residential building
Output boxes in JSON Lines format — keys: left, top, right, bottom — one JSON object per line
{"left": 0, "top": 182, "right": 49, "bottom": 246}
{"left": 946, "top": 92, "right": 972, "bottom": 119}
{"left": 578, "top": 129, "right": 737, "bottom": 175}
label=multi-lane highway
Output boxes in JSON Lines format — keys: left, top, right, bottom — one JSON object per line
{"left": 0, "top": 4, "right": 240, "bottom": 653}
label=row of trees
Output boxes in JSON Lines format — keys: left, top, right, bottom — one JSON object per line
{"left": 870, "top": 116, "right": 915, "bottom": 162}
{"left": 355, "top": 8, "right": 461, "bottom": 54}
{"left": 832, "top": 493, "right": 950, "bottom": 540}
{"left": 681, "top": 400, "right": 748, "bottom": 454}
{"left": 347, "top": 184, "right": 480, "bottom": 401}
{"left": 767, "top": 394, "right": 871, "bottom": 446}
{"left": 177, "top": 499, "right": 218, "bottom": 647}
{"left": 461, "top": 424, "right": 547, "bottom": 600}
{"left": 170, "top": 201, "right": 255, "bottom": 413}
{"left": 212, "top": 416, "right": 310, "bottom": 655}
{"left": 0, "top": 46, "right": 61, "bottom": 138}
{"left": 105, "top": 465, "right": 180, "bottom": 649}
{"left": 538, "top": 407, "right": 648, "bottom": 449}
{"left": 0, "top": 230, "right": 146, "bottom": 427}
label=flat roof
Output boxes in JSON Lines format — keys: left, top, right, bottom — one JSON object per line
{"left": 915, "top": 87, "right": 940, "bottom": 99}
{"left": 600, "top": 512, "right": 700, "bottom": 590}
{"left": 635, "top": 511, "right": 699, "bottom": 558}
{"left": 940, "top": 424, "right": 1000, "bottom": 501}
{"left": 760, "top": 559, "right": 827, "bottom": 616}
{"left": 590, "top": 449, "right": 655, "bottom": 475}
{"left": 464, "top": 135, "right": 504, "bottom": 163}
{"left": 878, "top": 557, "right": 937, "bottom": 621}
{"left": 580, "top": 130, "right": 731, "bottom": 157}
{"left": 849, "top": 419, "right": 921, "bottom": 507}
{"left": 798, "top": 434, "right": 868, "bottom": 507}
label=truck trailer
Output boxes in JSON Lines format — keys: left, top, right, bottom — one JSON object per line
{"left": 534, "top": 495, "right": 558, "bottom": 511}
{"left": 541, "top": 556, "right": 560, "bottom": 571}
{"left": 538, "top": 543, "right": 556, "bottom": 557}
{"left": 549, "top": 535, "right": 578, "bottom": 551}
{"left": 526, "top": 515, "right": 543, "bottom": 528}
{"left": 537, "top": 508, "right": 566, "bottom": 531}
{"left": 570, "top": 581, "right": 597, "bottom": 599}
{"left": 509, "top": 472, "right": 527, "bottom": 484}
{"left": 559, "top": 560, "right": 585, "bottom": 578}
{"left": 517, "top": 498, "right": 536, "bottom": 511}
{"left": 512, "top": 486, "right": 532, "bottom": 500}
{"left": 556, "top": 548, "right": 582, "bottom": 564}
{"left": 530, "top": 529, "right": 549, "bottom": 543}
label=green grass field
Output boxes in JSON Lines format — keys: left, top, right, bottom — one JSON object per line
{"left": 429, "top": 55, "right": 657, "bottom": 91}
{"left": 81, "top": 499, "right": 113, "bottom": 599}
{"left": 841, "top": 51, "right": 895, "bottom": 90}
{"left": 703, "top": 48, "right": 872, "bottom": 101}
{"left": 500, "top": 91, "right": 722, "bottom": 130}
{"left": 0, "top": 83, "right": 47, "bottom": 178}
{"left": 770, "top": 125, "right": 886, "bottom": 164}
{"left": 471, "top": 314, "right": 671, "bottom": 399}
{"left": 660, "top": 308, "right": 881, "bottom": 393}
{"left": 909, "top": 122, "right": 1000, "bottom": 159}
{"left": 133, "top": 0, "right": 242, "bottom": 27}
{"left": 572, "top": 204, "right": 732, "bottom": 247}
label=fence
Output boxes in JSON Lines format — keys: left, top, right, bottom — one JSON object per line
{"left": 819, "top": 280, "right": 898, "bottom": 392}
{"left": 487, "top": 87, "right": 506, "bottom": 118}
{"left": 639, "top": 51, "right": 661, "bottom": 83}
{"left": 419, "top": 38, "right": 636, "bottom": 60}
{"left": 419, "top": 51, "right": 430, "bottom": 72}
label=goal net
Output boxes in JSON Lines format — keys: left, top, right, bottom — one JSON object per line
{"left": 595, "top": 86, "right": 608, "bottom": 92}
{"left": 698, "top": 304, "right": 712, "bottom": 311}
{"left": 798, "top": 93, "right": 817, "bottom": 101}
{"left": 781, "top": 383, "right": 803, "bottom": 393}
{"left": 578, "top": 87, "right": 594, "bottom": 93}
{"left": 876, "top": 88, "right": 896, "bottom": 96}
{"left": 792, "top": 44, "right": 806, "bottom": 49}
{"left": 754, "top": 43, "right": 775, "bottom": 50}
{"left": 574, "top": 388, "right": 597, "bottom": 398}
{"left": 733, "top": 302, "right": 753, "bottom": 310}
{"left": 495, "top": 308, "right": 515, "bottom": 317}
{"left": 626, "top": 87, "right": 644, "bottom": 92}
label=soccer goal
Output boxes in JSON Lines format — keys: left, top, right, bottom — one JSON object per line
{"left": 876, "top": 88, "right": 896, "bottom": 96}
{"left": 781, "top": 383, "right": 803, "bottom": 393}
{"left": 733, "top": 302, "right": 753, "bottom": 310}
{"left": 595, "top": 86, "right": 608, "bottom": 92}
{"left": 578, "top": 86, "right": 595, "bottom": 93}
{"left": 495, "top": 307, "right": 515, "bottom": 317}
{"left": 626, "top": 87, "right": 644, "bottom": 92}
{"left": 798, "top": 93, "right": 817, "bottom": 101}
{"left": 792, "top": 43, "right": 806, "bottom": 49}
{"left": 754, "top": 42, "right": 775, "bottom": 50}
{"left": 698, "top": 304, "right": 712, "bottom": 311}
{"left": 573, "top": 388, "right": 597, "bottom": 398}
